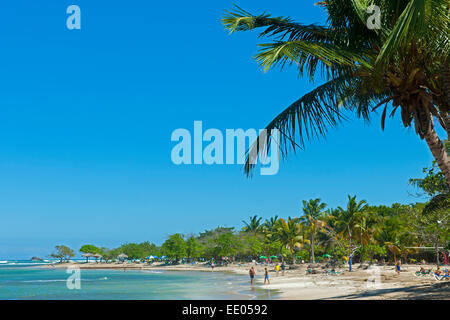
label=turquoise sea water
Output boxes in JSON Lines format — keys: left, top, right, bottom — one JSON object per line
{"left": 0, "top": 260, "right": 278, "bottom": 300}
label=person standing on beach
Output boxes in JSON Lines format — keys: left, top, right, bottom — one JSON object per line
{"left": 275, "top": 264, "right": 280, "bottom": 276}
{"left": 348, "top": 255, "right": 353, "bottom": 272}
{"left": 264, "top": 268, "right": 270, "bottom": 284}
{"left": 281, "top": 262, "right": 285, "bottom": 276}
{"left": 395, "top": 259, "right": 401, "bottom": 274}
{"left": 249, "top": 266, "right": 255, "bottom": 285}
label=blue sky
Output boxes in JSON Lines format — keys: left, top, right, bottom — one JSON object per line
{"left": 0, "top": 1, "right": 439, "bottom": 259}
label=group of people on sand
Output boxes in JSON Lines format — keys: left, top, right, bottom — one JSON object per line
{"left": 433, "top": 267, "right": 449, "bottom": 278}
{"left": 248, "top": 262, "right": 286, "bottom": 286}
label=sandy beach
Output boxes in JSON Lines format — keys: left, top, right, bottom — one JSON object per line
{"left": 46, "top": 262, "right": 450, "bottom": 300}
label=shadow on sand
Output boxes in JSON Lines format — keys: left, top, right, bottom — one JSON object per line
{"left": 323, "top": 282, "right": 449, "bottom": 300}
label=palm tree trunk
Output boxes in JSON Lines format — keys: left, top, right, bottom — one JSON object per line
{"left": 442, "top": 60, "right": 450, "bottom": 139}
{"left": 423, "top": 123, "right": 450, "bottom": 187}
{"left": 360, "top": 227, "right": 364, "bottom": 267}
{"left": 435, "top": 243, "right": 440, "bottom": 267}
{"left": 445, "top": 114, "right": 450, "bottom": 140}
{"left": 443, "top": 60, "right": 450, "bottom": 106}
{"left": 311, "top": 233, "right": 315, "bottom": 264}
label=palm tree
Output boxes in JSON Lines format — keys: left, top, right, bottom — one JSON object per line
{"left": 270, "top": 217, "right": 307, "bottom": 264}
{"left": 354, "top": 209, "right": 381, "bottom": 266}
{"left": 263, "top": 215, "right": 279, "bottom": 233}
{"left": 222, "top": 1, "right": 450, "bottom": 185}
{"left": 242, "top": 215, "right": 263, "bottom": 234}
{"left": 336, "top": 195, "right": 368, "bottom": 258}
{"left": 301, "top": 199, "right": 327, "bottom": 263}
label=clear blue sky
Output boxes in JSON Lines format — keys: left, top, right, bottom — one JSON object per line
{"left": 0, "top": 1, "right": 438, "bottom": 259}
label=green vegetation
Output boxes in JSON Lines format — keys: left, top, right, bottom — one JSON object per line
{"left": 67, "top": 205, "right": 447, "bottom": 267}
{"left": 50, "top": 245, "right": 74, "bottom": 263}
{"left": 53, "top": 164, "right": 448, "bottom": 267}
{"left": 66, "top": 197, "right": 447, "bottom": 266}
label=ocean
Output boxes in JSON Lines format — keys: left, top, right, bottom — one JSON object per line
{"left": 0, "top": 260, "right": 278, "bottom": 300}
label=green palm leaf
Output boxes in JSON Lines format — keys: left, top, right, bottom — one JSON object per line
{"left": 376, "top": 0, "right": 450, "bottom": 66}
{"left": 222, "top": 5, "right": 330, "bottom": 42}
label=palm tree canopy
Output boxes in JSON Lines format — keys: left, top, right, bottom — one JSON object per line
{"left": 242, "top": 215, "right": 263, "bottom": 233}
{"left": 222, "top": 0, "right": 450, "bottom": 179}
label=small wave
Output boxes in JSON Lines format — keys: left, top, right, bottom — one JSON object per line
{"left": 0, "top": 261, "right": 8, "bottom": 264}
{"left": 21, "top": 279, "right": 67, "bottom": 283}
{"left": 1, "top": 262, "right": 51, "bottom": 266}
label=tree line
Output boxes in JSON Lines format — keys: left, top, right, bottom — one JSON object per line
{"left": 50, "top": 163, "right": 449, "bottom": 266}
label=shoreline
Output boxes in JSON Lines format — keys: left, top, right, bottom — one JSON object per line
{"left": 40, "top": 262, "right": 450, "bottom": 300}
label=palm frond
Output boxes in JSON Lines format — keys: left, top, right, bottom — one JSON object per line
{"left": 376, "top": 0, "right": 450, "bottom": 66}
{"left": 222, "top": 5, "right": 331, "bottom": 42}
{"left": 255, "top": 40, "right": 373, "bottom": 79}
{"left": 244, "top": 76, "right": 352, "bottom": 176}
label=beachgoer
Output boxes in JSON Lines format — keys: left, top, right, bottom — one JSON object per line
{"left": 281, "top": 262, "right": 285, "bottom": 276}
{"left": 395, "top": 259, "right": 401, "bottom": 274}
{"left": 435, "top": 267, "right": 442, "bottom": 276}
{"left": 348, "top": 255, "right": 353, "bottom": 272}
{"left": 275, "top": 264, "right": 280, "bottom": 276}
{"left": 264, "top": 267, "right": 270, "bottom": 284}
{"left": 210, "top": 262, "right": 215, "bottom": 272}
{"left": 249, "top": 266, "right": 256, "bottom": 285}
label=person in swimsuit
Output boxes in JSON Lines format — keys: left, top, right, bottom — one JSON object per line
{"left": 264, "top": 267, "right": 270, "bottom": 284}
{"left": 281, "top": 262, "right": 286, "bottom": 276}
{"left": 249, "top": 266, "right": 256, "bottom": 285}
{"left": 395, "top": 259, "right": 401, "bottom": 274}
{"left": 275, "top": 264, "right": 280, "bottom": 276}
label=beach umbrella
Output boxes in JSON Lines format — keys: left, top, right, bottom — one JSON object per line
{"left": 323, "top": 254, "right": 331, "bottom": 258}
{"left": 270, "top": 256, "right": 278, "bottom": 259}
{"left": 146, "top": 255, "right": 156, "bottom": 260}
{"left": 117, "top": 253, "right": 128, "bottom": 261}
{"left": 94, "top": 253, "right": 102, "bottom": 262}
{"left": 259, "top": 256, "right": 267, "bottom": 259}
{"left": 82, "top": 253, "right": 95, "bottom": 263}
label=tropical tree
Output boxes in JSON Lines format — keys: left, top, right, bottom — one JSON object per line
{"left": 212, "top": 232, "right": 239, "bottom": 258}
{"left": 336, "top": 195, "right": 369, "bottom": 258}
{"left": 409, "top": 161, "right": 449, "bottom": 196}
{"left": 354, "top": 209, "right": 381, "bottom": 265}
{"left": 412, "top": 197, "right": 450, "bottom": 266}
{"left": 263, "top": 215, "right": 279, "bottom": 233}
{"left": 270, "top": 217, "right": 307, "bottom": 264}
{"left": 301, "top": 199, "right": 327, "bottom": 263}
{"left": 161, "top": 234, "right": 187, "bottom": 261}
{"left": 99, "top": 247, "right": 117, "bottom": 263}
{"left": 186, "top": 236, "right": 203, "bottom": 261}
{"left": 50, "top": 245, "right": 74, "bottom": 263}
{"left": 79, "top": 244, "right": 100, "bottom": 262}
{"left": 242, "top": 215, "right": 263, "bottom": 234}
{"left": 222, "top": 1, "right": 450, "bottom": 186}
